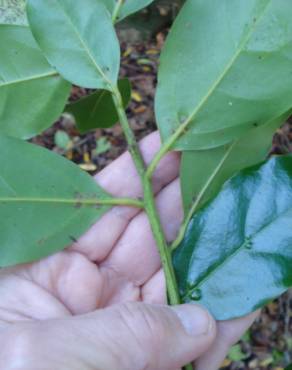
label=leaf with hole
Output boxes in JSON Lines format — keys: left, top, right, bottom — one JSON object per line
{"left": 0, "top": 135, "right": 112, "bottom": 267}
{"left": 0, "top": 25, "right": 71, "bottom": 139}
{"left": 66, "top": 79, "right": 131, "bottom": 132}
{"left": 173, "top": 155, "right": 292, "bottom": 320}
{"left": 180, "top": 112, "right": 291, "bottom": 214}
{"left": 156, "top": 0, "right": 292, "bottom": 150}
{"left": 27, "top": 0, "right": 120, "bottom": 89}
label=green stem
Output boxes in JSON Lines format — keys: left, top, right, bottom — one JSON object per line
{"left": 143, "top": 177, "right": 181, "bottom": 305}
{"left": 111, "top": 85, "right": 180, "bottom": 304}
{"left": 0, "top": 197, "right": 143, "bottom": 208}
{"left": 146, "top": 118, "right": 192, "bottom": 179}
{"left": 111, "top": 84, "right": 193, "bottom": 370}
{"left": 112, "top": 0, "right": 124, "bottom": 24}
{"left": 111, "top": 86, "right": 146, "bottom": 178}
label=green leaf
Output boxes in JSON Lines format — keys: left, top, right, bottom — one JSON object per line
{"left": 101, "top": 0, "right": 154, "bottom": 22}
{"left": 66, "top": 79, "right": 131, "bottom": 133}
{"left": 241, "top": 330, "right": 251, "bottom": 343}
{"left": 26, "top": 0, "right": 120, "bottom": 89}
{"left": 98, "top": 0, "right": 115, "bottom": 12}
{"left": 95, "top": 137, "right": 111, "bottom": 155}
{"left": 181, "top": 112, "right": 290, "bottom": 214}
{"left": 111, "top": 0, "right": 154, "bottom": 21}
{"left": 285, "top": 365, "right": 292, "bottom": 370}
{"left": 173, "top": 155, "right": 292, "bottom": 320}
{"left": 54, "top": 130, "right": 72, "bottom": 150}
{"left": 156, "top": 0, "right": 292, "bottom": 150}
{"left": 0, "top": 0, "right": 27, "bottom": 25}
{"left": 0, "top": 135, "right": 112, "bottom": 267}
{"left": 0, "top": 25, "right": 71, "bottom": 139}
{"left": 228, "top": 344, "right": 248, "bottom": 362}
{"left": 118, "top": 0, "right": 154, "bottom": 21}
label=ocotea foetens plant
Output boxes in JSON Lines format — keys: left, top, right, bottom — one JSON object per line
{"left": 0, "top": 2, "right": 292, "bottom": 369}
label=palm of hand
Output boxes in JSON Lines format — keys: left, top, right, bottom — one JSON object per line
{"left": 0, "top": 134, "right": 258, "bottom": 369}
{"left": 0, "top": 134, "right": 176, "bottom": 323}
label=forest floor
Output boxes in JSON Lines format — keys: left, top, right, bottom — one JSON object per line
{"left": 33, "top": 30, "right": 292, "bottom": 370}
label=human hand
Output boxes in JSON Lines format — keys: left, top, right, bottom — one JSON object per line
{"left": 0, "top": 132, "right": 259, "bottom": 370}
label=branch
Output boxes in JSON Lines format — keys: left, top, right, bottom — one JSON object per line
{"left": 110, "top": 49, "right": 193, "bottom": 370}
{"left": 111, "top": 85, "right": 146, "bottom": 178}
{"left": 111, "top": 85, "right": 181, "bottom": 306}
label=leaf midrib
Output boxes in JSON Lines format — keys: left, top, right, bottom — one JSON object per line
{"left": 187, "top": 204, "right": 292, "bottom": 297}
{"left": 182, "top": 109, "right": 289, "bottom": 236}
{"left": 178, "top": 1, "right": 271, "bottom": 136}
{"left": 55, "top": 0, "right": 113, "bottom": 87}
{"left": 0, "top": 70, "right": 58, "bottom": 88}
{"left": 184, "top": 141, "right": 236, "bottom": 215}
{"left": 0, "top": 197, "right": 107, "bottom": 205}
{"left": 91, "top": 90, "right": 107, "bottom": 120}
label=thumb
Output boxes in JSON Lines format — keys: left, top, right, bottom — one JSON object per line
{"left": 6, "top": 302, "right": 216, "bottom": 370}
{"left": 84, "top": 302, "right": 216, "bottom": 370}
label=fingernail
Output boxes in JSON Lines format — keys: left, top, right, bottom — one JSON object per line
{"left": 172, "top": 304, "right": 213, "bottom": 337}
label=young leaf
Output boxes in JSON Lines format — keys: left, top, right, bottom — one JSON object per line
{"left": 26, "top": 0, "right": 120, "bottom": 89}
{"left": 0, "top": 0, "right": 27, "bottom": 25}
{"left": 95, "top": 137, "right": 111, "bottom": 155}
{"left": 173, "top": 155, "right": 292, "bottom": 320}
{"left": 0, "top": 25, "right": 71, "bottom": 139}
{"left": 156, "top": 0, "right": 292, "bottom": 150}
{"left": 54, "top": 130, "right": 72, "bottom": 150}
{"left": 228, "top": 345, "right": 248, "bottom": 362}
{"left": 66, "top": 79, "right": 131, "bottom": 133}
{"left": 181, "top": 112, "right": 290, "bottom": 214}
{"left": 0, "top": 135, "right": 112, "bottom": 267}
{"left": 101, "top": 0, "right": 154, "bottom": 22}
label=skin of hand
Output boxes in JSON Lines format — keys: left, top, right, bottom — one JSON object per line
{"left": 0, "top": 132, "right": 259, "bottom": 370}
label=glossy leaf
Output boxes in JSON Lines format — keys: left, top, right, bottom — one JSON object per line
{"left": 173, "top": 156, "right": 292, "bottom": 320}
{"left": 156, "top": 0, "right": 292, "bottom": 150}
{"left": 27, "top": 0, "right": 120, "bottom": 89}
{"left": 0, "top": 25, "right": 71, "bottom": 139}
{"left": 100, "top": 0, "right": 154, "bottom": 22}
{"left": 0, "top": 0, "right": 27, "bottom": 25}
{"left": 0, "top": 135, "right": 112, "bottom": 267}
{"left": 66, "top": 79, "right": 131, "bottom": 132}
{"left": 181, "top": 112, "right": 291, "bottom": 214}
